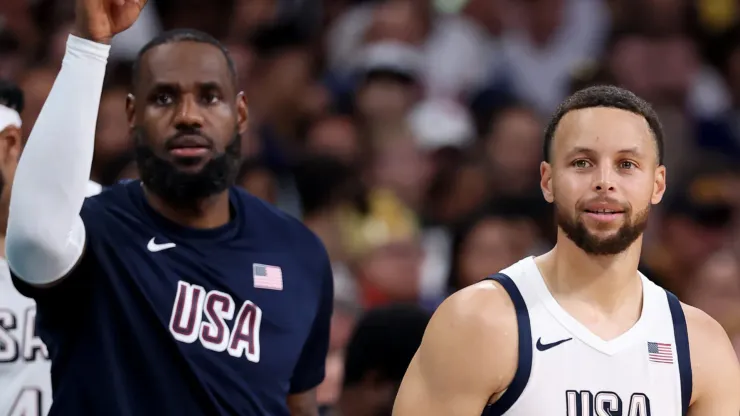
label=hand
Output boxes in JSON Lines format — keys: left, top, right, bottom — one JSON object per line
{"left": 74, "top": 0, "right": 148, "bottom": 44}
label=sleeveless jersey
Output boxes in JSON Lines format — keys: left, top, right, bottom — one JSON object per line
{"left": 482, "top": 257, "right": 692, "bottom": 416}
{"left": 0, "top": 258, "right": 51, "bottom": 416}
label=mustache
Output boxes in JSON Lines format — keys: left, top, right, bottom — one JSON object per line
{"left": 577, "top": 197, "right": 630, "bottom": 211}
{"left": 164, "top": 128, "right": 215, "bottom": 148}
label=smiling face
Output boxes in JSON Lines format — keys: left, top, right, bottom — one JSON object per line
{"left": 127, "top": 40, "right": 248, "bottom": 206}
{"left": 540, "top": 107, "right": 667, "bottom": 255}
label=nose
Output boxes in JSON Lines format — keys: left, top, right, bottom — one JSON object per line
{"left": 593, "top": 165, "right": 616, "bottom": 193}
{"left": 173, "top": 94, "right": 204, "bottom": 129}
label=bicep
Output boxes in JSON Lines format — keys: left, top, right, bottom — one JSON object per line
{"left": 287, "top": 389, "right": 318, "bottom": 416}
{"left": 688, "top": 350, "right": 740, "bottom": 415}
{"left": 394, "top": 353, "right": 489, "bottom": 416}
{"left": 393, "top": 293, "right": 510, "bottom": 416}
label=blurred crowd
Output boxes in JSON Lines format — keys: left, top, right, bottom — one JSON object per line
{"left": 3, "top": 0, "right": 740, "bottom": 413}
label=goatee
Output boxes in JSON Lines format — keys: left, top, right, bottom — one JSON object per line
{"left": 134, "top": 127, "right": 242, "bottom": 208}
{"left": 556, "top": 202, "right": 650, "bottom": 255}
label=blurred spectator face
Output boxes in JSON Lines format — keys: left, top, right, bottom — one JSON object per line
{"left": 356, "top": 74, "right": 419, "bottom": 127}
{"left": 610, "top": 35, "right": 698, "bottom": 105}
{"left": 0, "top": 1, "right": 38, "bottom": 55}
{"left": 485, "top": 107, "right": 542, "bottom": 194}
{"left": 96, "top": 87, "right": 132, "bottom": 167}
{"left": 371, "top": 132, "right": 430, "bottom": 210}
{"left": 517, "top": 0, "right": 565, "bottom": 44}
{"left": 365, "top": 0, "right": 426, "bottom": 45}
{"left": 306, "top": 116, "right": 362, "bottom": 165}
{"left": 661, "top": 212, "right": 730, "bottom": 267}
{"left": 258, "top": 49, "right": 328, "bottom": 121}
{"left": 359, "top": 240, "right": 424, "bottom": 305}
{"left": 229, "top": 0, "right": 277, "bottom": 38}
{"left": 0, "top": 31, "right": 23, "bottom": 81}
{"left": 683, "top": 251, "right": 740, "bottom": 328}
{"left": 457, "top": 217, "right": 538, "bottom": 288}
{"left": 428, "top": 160, "right": 490, "bottom": 225}
{"left": 543, "top": 107, "right": 665, "bottom": 255}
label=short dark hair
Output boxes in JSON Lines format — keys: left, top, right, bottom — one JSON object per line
{"left": 132, "top": 29, "right": 237, "bottom": 89}
{"left": 343, "top": 303, "right": 430, "bottom": 388}
{"left": 543, "top": 85, "right": 664, "bottom": 165}
{"left": 0, "top": 79, "right": 24, "bottom": 114}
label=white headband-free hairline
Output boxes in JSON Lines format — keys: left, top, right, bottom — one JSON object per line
{"left": 0, "top": 104, "right": 22, "bottom": 132}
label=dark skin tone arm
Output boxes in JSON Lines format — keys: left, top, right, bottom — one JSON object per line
{"left": 287, "top": 389, "right": 319, "bottom": 416}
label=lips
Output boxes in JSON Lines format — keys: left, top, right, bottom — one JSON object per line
{"left": 582, "top": 201, "right": 625, "bottom": 214}
{"left": 166, "top": 134, "right": 212, "bottom": 158}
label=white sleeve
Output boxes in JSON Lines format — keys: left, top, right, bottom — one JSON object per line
{"left": 6, "top": 35, "right": 110, "bottom": 286}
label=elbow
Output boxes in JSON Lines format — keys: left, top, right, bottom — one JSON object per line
{"left": 5, "top": 218, "right": 83, "bottom": 285}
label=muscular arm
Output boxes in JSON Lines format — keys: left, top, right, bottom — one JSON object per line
{"left": 287, "top": 389, "right": 319, "bottom": 416}
{"left": 5, "top": 35, "right": 108, "bottom": 285}
{"left": 686, "top": 305, "right": 740, "bottom": 415}
{"left": 393, "top": 282, "right": 518, "bottom": 416}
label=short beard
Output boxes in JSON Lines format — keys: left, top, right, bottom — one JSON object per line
{"left": 134, "top": 127, "right": 242, "bottom": 208}
{"left": 556, "top": 202, "right": 650, "bottom": 256}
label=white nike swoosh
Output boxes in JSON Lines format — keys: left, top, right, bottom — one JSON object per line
{"left": 147, "top": 238, "right": 176, "bottom": 252}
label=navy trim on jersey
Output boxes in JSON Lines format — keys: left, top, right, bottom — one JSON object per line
{"left": 481, "top": 273, "right": 532, "bottom": 416}
{"left": 666, "top": 291, "right": 692, "bottom": 416}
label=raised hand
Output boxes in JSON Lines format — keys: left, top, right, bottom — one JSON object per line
{"left": 74, "top": 0, "right": 148, "bottom": 44}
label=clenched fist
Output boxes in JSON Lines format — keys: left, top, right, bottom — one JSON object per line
{"left": 74, "top": 0, "right": 147, "bottom": 44}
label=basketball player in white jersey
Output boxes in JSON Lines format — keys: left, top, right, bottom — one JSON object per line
{"left": 394, "top": 85, "right": 740, "bottom": 416}
{"left": 0, "top": 80, "right": 101, "bottom": 416}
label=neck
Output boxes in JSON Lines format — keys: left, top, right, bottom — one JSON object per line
{"left": 143, "top": 187, "right": 231, "bottom": 229}
{"left": 0, "top": 234, "right": 6, "bottom": 261}
{"left": 535, "top": 230, "right": 644, "bottom": 313}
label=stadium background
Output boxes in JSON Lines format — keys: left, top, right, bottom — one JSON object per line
{"left": 2, "top": 0, "right": 740, "bottom": 412}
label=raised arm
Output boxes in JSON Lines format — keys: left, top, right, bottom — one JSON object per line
{"left": 5, "top": 0, "right": 144, "bottom": 286}
{"left": 393, "top": 282, "right": 518, "bottom": 416}
{"left": 686, "top": 305, "right": 740, "bottom": 415}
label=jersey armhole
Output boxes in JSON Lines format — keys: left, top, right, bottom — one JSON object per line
{"left": 481, "top": 273, "right": 533, "bottom": 416}
{"left": 666, "top": 291, "right": 692, "bottom": 416}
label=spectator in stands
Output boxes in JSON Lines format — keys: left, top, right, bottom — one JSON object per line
{"left": 322, "top": 303, "right": 430, "bottom": 416}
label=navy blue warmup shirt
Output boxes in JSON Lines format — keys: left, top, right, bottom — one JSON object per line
{"left": 12, "top": 180, "right": 333, "bottom": 416}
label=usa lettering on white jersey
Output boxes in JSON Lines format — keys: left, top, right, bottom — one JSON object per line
{"left": 482, "top": 257, "right": 691, "bottom": 416}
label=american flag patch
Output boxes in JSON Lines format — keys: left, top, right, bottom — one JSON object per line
{"left": 647, "top": 342, "right": 673, "bottom": 364}
{"left": 253, "top": 264, "right": 283, "bottom": 291}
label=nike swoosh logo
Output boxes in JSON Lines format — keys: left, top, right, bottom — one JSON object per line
{"left": 147, "top": 238, "right": 176, "bottom": 252}
{"left": 536, "top": 337, "right": 573, "bottom": 351}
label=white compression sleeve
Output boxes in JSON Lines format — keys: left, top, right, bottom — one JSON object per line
{"left": 6, "top": 35, "right": 110, "bottom": 285}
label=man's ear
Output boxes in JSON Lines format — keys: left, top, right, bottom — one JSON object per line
{"left": 236, "top": 91, "right": 248, "bottom": 135}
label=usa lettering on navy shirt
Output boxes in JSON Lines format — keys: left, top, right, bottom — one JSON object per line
{"left": 12, "top": 180, "right": 333, "bottom": 416}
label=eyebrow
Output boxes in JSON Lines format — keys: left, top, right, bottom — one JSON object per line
{"left": 566, "top": 146, "right": 643, "bottom": 158}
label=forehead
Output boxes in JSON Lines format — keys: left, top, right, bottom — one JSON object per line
{"left": 552, "top": 107, "right": 656, "bottom": 158}
{"left": 138, "top": 41, "right": 232, "bottom": 89}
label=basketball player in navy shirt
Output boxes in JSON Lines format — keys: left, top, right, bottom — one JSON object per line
{"left": 5, "top": 0, "right": 332, "bottom": 415}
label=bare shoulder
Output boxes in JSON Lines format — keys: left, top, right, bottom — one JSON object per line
{"left": 393, "top": 279, "right": 520, "bottom": 415}
{"left": 681, "top": 303, "right": 740, "bottom": 410}
{"left": 422, "top": 279, "right": 519, "bottom": 392}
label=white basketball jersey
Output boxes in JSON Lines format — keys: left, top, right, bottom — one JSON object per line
{"left": 0, "top": 258, "right": 51, "bottom": 416}
{"left": 482, "top": 257, "right": 691, "bottom": 416}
